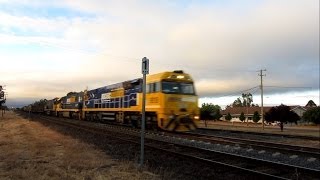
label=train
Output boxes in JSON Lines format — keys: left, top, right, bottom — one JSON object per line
{"left": 27, "top": 70, "right": 199, "bottom": 132}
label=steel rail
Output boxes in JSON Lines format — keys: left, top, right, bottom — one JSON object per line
{"left": 198, "top": 128, "right": 320, "bottom": 141}
{"left": 181, "top": 131, "right": 320, "bottom": 157}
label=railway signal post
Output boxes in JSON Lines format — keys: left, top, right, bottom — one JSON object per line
{"left": 140, "top": 57, "right": 149, "bottom": 167}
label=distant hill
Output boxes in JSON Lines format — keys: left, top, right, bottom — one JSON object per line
{"left": 4, "top": 98, "right": 38, "bottom": 108}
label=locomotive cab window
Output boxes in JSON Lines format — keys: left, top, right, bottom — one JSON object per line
{"left": 147, "top": 82, "right": 160, "bottom": 93}
{"left": 162, "top": 81, "right": 195, "bottom": 95}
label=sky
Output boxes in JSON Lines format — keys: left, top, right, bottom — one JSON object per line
{"left": 0, "top": 0, "right": 319, "bottom": 109}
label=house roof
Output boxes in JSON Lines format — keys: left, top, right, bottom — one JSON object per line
{"left": 221, "top": 105, "right": 313, "bottom": 115}
{"left": 221, "top": 106, "right": 272, "bottom": 115}
{"left": 290, "top": 105, "right": 307, "bottom": 111}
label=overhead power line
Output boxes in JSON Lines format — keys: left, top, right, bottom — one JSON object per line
{"left": 213, "top": 86, "right": 260, "bottom": 98}
{"left": 264, "top": 86, "right": 313, "bottom": 89}
{"left": 250, "top": 87, "right": 260, "bottom": 95}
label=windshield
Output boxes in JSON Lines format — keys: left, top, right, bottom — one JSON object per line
{"left": 162, "top": 81, "right": 195, "bottom": 95}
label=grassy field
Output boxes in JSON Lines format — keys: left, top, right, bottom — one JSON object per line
{"left": 0, "top": 111, "right": 159, "bottom": 180}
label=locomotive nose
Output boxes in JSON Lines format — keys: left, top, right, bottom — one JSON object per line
{"left": 164, "top": 110, "right": 198, "bottom": 131}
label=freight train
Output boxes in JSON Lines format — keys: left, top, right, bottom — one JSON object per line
{"left": 28, "top": 70, "right": 199, "bottom": 132}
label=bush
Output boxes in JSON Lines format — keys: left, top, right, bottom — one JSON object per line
{"left": 200, "top": 103, "right": 222, "bottom": 120}
{"left": 225, "top": 113, "right": 232, "bottom": 121}
{"left": 302, "top": 107, "right": 320, "bottom": 124}
{"left": 239, "top": 112, "right": 245, "bottom": 122}
{"left": 252, "top": 111, "right": 260, "bottom": 123}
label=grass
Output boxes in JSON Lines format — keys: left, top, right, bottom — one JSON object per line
{"left": 0, "top": 111, "right": 160, "bottom": 180}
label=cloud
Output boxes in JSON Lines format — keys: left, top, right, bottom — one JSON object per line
{"left": 0, "top": 12, "right": 70, "bottom": 34}
{"left": 0, "top": 0, "right": 319, "bottom": 107}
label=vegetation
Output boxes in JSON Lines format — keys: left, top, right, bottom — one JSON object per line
{"left": 229, "top": 93, "right": 258, "bottom": 107}
{"left": 30, "top": 99, "right": 48, "bottom": 112}
{"left": 2, "top": 106, "right": 8, "bottom": 110}
{"left": 265, "top": 104, "right": 300, "bottom": 130}
{"left": 239, "top": 112, "right": 245, "bottom": 122}
{"left": 200, "top": 103, "right": 222, "bottom": 120}
{"left": 302, "top": 107, "right": 320, "bottom": 124}
{"left": 252, "top": 111, "right": 260, "bottom": 123}
{"left": 0, "top": 113, "right": 159, "bottom": 180}
{"left": 225, "top": 113, "right": 232, "bottom": 121}
{"left": 0, "top": 88, "right": 5, "bottom": 106}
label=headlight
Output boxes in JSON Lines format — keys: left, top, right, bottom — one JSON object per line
{"left": 194, "top": 115, "right": 199, "bottom": 120}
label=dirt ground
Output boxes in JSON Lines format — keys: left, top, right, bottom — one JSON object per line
{"left": 198, "top": 120, "right": 320, "bottom": 137}
{"left": 0, "top": 111, "right": 159, "bottom": 180}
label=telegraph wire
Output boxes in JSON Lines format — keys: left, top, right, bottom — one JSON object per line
{"left": 212, "top": 85, "right": 315, "bottom": 99}
{"left": 250, "top": 86, "right": 260, "bottom": 95}
{"left": 264, "top": 86, "right": 312, "bottom": 89}
{"left": 209, "top": 86, "right": 260, "bottom": 98}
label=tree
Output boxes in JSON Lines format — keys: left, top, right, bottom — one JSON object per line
{"left": 252, "top": 111, "right": 260, "bottom": 123}
{"left": 231, "top": 93, "right": 253, "bottom": 107}
{"left": 242, "top": 93, "right": 253, "bottom": 125}
{"left": 265, "top": 104, "right": 301, "bottom": 131}
{"left": 232, "top": 98, "right": 243, "bottom": 107}
{"left": 0, "top": 89, "right": 5, "bottom": 107}
{"left": 242, "top": 93, "right": 253, "bottom": 107}
{"left": 225, "top": 113, "right": 232, "bottom": 121}
{"left": 30, "top": 99, "right": 48, "bottom": 112}
{"left": 200, "top": 103, "right": 222, "bottom": 120}
{"left": 239, "top": 112, "right": 245, "bottom": 122}
{"left": 302, "top": 107, "right": 320, "bottom": 124}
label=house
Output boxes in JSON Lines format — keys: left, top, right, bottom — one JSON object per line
{"left": 220, "top": 105, "right": 308, "bottom": 123}
{"left": 221, "top": 106, "right": 271, "bottom": 122}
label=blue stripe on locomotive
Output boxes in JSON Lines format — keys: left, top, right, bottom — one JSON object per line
{"left": 85, "top": 78, "right": 141, "bottom": 109}
{"left": 60, "top": 92, "right": 83, "bottom": 109}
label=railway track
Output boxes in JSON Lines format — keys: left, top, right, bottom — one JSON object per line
{"left": 22, "top": 113, "right": 319, "bottom": 180}
{"left": 177, "top": 131, "right": 320, "bottom": 158}
{"left": 197, "top": 128, "right": 320, "bottom": 141}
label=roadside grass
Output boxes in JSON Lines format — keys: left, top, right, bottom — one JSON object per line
{"left": 0, "top": 111, "right": 161, "bottom": 180}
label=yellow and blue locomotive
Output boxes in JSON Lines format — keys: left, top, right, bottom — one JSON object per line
{"left": 45, "top": 70, "right": 199, "bottom": 132}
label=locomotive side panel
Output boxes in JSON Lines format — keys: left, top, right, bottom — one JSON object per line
{"left": 82, "top": 79, "right": 142, "bottom": 123}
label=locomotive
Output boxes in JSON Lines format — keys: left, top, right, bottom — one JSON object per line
{"left": 42, "top": 70, "right": 199, "bottom": 131}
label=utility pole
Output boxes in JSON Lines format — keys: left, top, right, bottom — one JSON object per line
{"left": 259, "top": 69, "right": 266, "bottom": 130}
